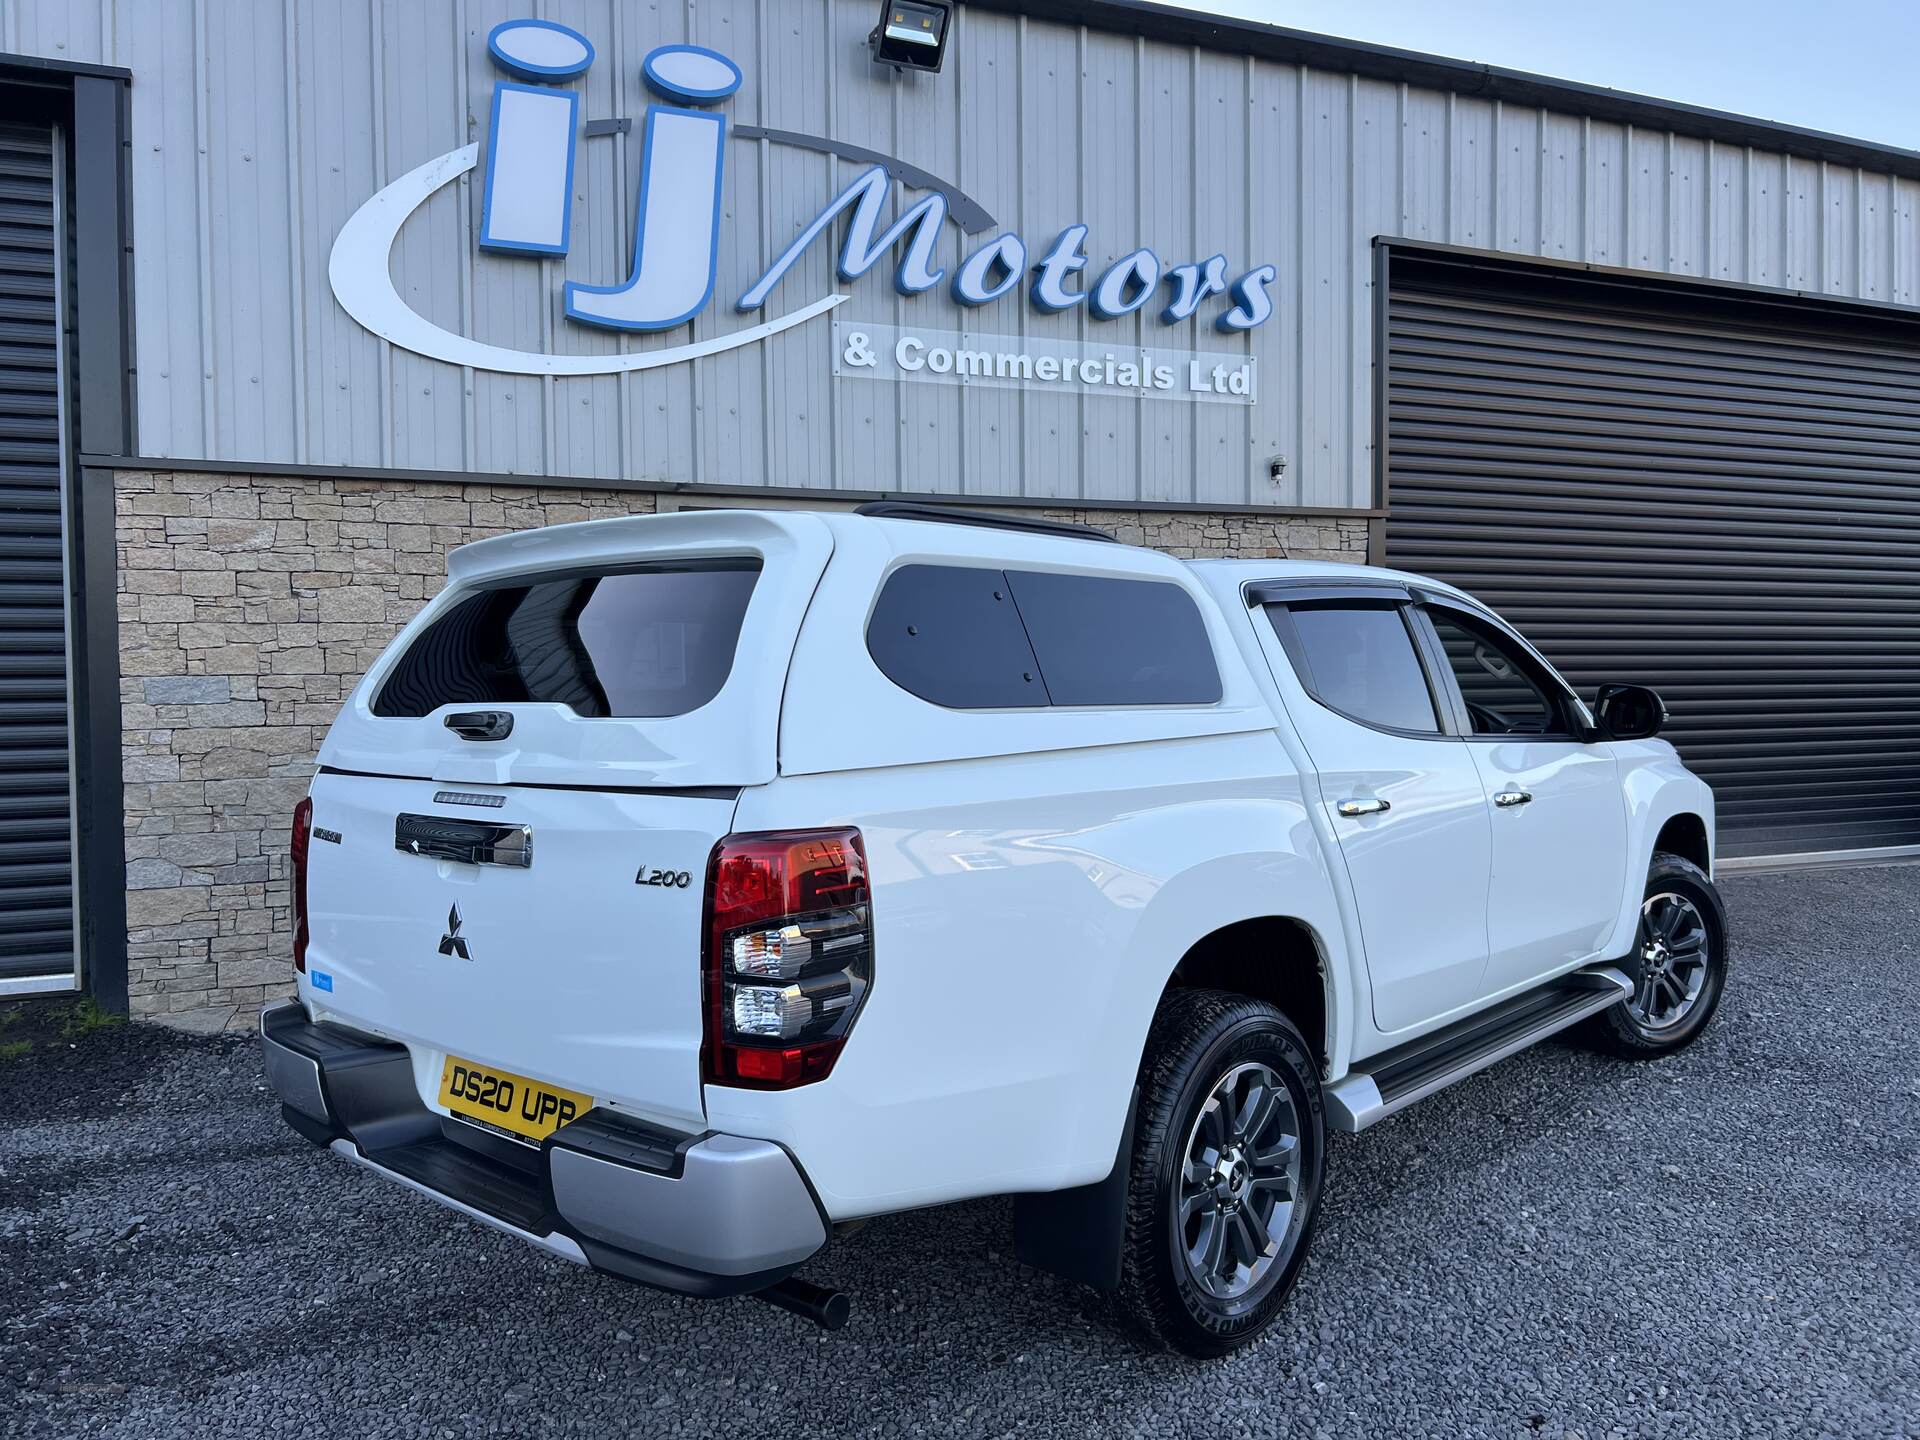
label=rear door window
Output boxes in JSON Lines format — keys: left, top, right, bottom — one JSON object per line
{"left": 373, "top": 561, "right": 760, "bottom": 719}
{"left": 1267, "top": 603, "right": 1441, "bottom": 734}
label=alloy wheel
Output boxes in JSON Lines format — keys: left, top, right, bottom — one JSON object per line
{"left": 1176, "top": 1061, "right": 1304, "bottom": 1303}
{"left": 1629, "top": 891, "right": 1711, "bottom": 1032}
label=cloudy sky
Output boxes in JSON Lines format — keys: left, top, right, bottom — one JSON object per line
{"left": 1189, "top": 0, "right": 1919, "bottom": 152}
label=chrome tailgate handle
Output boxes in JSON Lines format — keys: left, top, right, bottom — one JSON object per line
{"left": 395, "top": 813, "right": 532, "bottom": 868}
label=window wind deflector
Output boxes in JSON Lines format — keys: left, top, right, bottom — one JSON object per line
{"left": 1411, "top": 587, "right": 1500, "bottom": 621}
{"left": 1246, "top": 580, "right": 1411, "bottom": 607}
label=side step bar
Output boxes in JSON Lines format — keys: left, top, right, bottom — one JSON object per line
{"left": 1325, "top": 966, "right": 1632, "bottom": 1133}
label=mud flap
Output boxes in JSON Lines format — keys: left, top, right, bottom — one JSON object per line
{"left": 1010, "top": 1086, "right": 1138, "bottom": 1290}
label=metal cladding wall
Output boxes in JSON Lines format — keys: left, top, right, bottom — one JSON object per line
{"left": 1382, "top": 248, "right": 1920, "bottom": 860}
{"left": 0, "top": 118, "right": 75, "bottom": 983}
{"left": 3, "top": 0, "right": 1918, "bottom": 509}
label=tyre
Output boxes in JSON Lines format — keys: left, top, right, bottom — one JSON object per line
{"left": 1582, "top": 851, "right": 1729, "bottom": 1058}
{"left": 1117, "top": 988, "right": 1325, "bottom": 1357}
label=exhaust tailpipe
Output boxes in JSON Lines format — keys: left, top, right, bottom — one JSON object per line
{"left": 755, "top": 1275, "right": 851, "bottom": 1331}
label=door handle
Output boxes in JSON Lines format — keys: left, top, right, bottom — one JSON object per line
{"left": 1493, "top": 789, "right": 1533, "bottom": 808}
{"left": 1336, "top": 798, "right": 1391, "bottom": 817}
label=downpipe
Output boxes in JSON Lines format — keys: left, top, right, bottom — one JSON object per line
{"left": 754, "top": 1275, "right": 851, "bottom": 1330}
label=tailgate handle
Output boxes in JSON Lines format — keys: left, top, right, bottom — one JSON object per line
{"left": 445, "top": 710, "right": 513, "bottom": 742}
{"left": 395, "top": 813, "right": 532, "bottom": 869}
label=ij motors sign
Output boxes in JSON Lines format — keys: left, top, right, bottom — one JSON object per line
{"left": 329, "top": 20, "right": 1271, "bottom": 399}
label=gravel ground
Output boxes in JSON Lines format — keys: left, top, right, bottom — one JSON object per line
{"left": 2, "top": 865, "right": 1917, "bottom": 1439}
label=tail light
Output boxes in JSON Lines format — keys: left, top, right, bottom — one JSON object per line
{"left": 703, "top": 828, "right": 872, "bottom": 1089}
{"left": 291, "top": 797, "right": 313, "bottom": 974}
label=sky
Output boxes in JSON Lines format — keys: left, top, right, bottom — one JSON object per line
{"left": 1188, "top": 0, "right": 1920, "bottom": 153}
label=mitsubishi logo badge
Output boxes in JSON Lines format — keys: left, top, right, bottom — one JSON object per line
{"left": 438, "top": 904, "right": 472, "bottom": 962}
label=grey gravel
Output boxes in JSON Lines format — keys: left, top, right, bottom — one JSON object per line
{"left": 3, "top": 866, "right": 1917, "bottom": 1438}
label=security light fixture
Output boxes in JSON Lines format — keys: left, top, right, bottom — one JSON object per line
{"left": 869, "top": 1, "right": 951, "bottom": 73}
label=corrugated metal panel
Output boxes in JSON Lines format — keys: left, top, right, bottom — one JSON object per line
{"left": 1382, "top": 249, "right": 1920, "bottom": 859}
{"left": 6, "top": 0, "right": 1920, "bottom": 507}
{"left": 1076, "top": 25, "right": 1141, "bottom": 505}
{"left": 0, "top": 120, "right": 76, "bottom": 981}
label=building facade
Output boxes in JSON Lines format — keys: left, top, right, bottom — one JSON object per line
{"left": 1, "top": 0, "right": 1917, "bottom": 1027}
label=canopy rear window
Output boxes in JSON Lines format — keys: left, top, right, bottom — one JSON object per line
{"left": 373, "top": 560, "right": 761, "bottom": 719}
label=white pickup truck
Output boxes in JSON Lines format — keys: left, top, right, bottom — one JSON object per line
{"left": 260, "top": 503, "right": 1726, "bottom": 1356}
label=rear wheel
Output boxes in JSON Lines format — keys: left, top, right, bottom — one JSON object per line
{"left": 1118, "top": 989, "right": 1325, "bottom": 1357}
{"left": 1583, "top": 851, "right": 1728, "bottom": 1057}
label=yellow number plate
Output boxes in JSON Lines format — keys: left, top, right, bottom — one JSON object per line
{"left": 437, "top": 1057, "right": 591, "bottom": 1143}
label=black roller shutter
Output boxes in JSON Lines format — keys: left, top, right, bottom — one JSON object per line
{"left": 1382, "top": 248, "right": 1920, "bottom": 860}
{"left": 0, "top": 120, "right": 75, "bottom": 983}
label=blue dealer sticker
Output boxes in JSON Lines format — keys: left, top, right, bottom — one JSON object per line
{"left": 311, "top": 971, "right": 334, "bottom": 993}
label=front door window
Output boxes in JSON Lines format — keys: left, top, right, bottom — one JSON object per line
{"left": 1421, "top": 605, "right": 1626, "bottom": 987}
{"left": 1424, "top": 611, "right": 1569, "bottom": 738}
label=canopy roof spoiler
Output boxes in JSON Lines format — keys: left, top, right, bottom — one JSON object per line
{"left": 445, "top": 509, "right": 834, "bottom": 586}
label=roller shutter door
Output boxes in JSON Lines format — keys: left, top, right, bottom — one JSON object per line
{"left": 1383, "top": 249, "right": 1920, "bottom": 861}
{"left": 0, "top": 120, "right": 76, "bottom": 986}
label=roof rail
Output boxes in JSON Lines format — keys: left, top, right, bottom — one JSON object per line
{"left": 854, "top": 501, "right": 1119, "bottom": 544}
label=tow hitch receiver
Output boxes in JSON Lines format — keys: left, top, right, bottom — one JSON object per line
{"left": 756, "top": 1275, "right": 851, "bottom": 1330}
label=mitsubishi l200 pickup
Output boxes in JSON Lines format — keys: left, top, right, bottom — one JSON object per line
{"left": 260, "top": 503, "right": 1725, "bottom": 1355}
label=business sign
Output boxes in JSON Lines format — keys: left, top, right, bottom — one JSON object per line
{"left": 834, "top": 322, "right": 1256, "bottom": 404}
{"left": 329, "top": 22, "right": 1273, "bottom": 387}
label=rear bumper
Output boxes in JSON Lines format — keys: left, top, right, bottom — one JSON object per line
{"left": 259, "top": 999, "right": 827, "bottom": 1297}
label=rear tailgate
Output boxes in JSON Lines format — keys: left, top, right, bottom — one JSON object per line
{"left": 304, "top": 772, "right": 730, "bottom": 1129}
{"left": 302, "top": 510, "right": 833, "bottom": 1131}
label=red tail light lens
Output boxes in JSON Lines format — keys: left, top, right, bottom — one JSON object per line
{"left": 703, "top": 828, "right": 871, "bottom": 1089}
{"left": 291, "top": 796, "right": 313, "bottom": 974}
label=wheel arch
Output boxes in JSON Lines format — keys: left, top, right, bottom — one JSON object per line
{"left": 1162, "top": 915, "right": 1330, "bottom": 1074}
{"left": 1607, "top": 753, "right": 1717, "bottom": 956}
{"left": 1014, "top": 909, "right": 1337, "bottom": 1296}
{"left": 1653, "top": 811, "right": 1711, "bottom": 874}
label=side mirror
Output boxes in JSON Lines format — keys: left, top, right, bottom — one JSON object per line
{"left": 1595, "top": 683, "right": 1666, "bottom": 740}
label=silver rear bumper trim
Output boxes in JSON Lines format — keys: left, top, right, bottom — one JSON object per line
{"left": 549, "top": 1134, "right": 826, "bottom": 1277}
